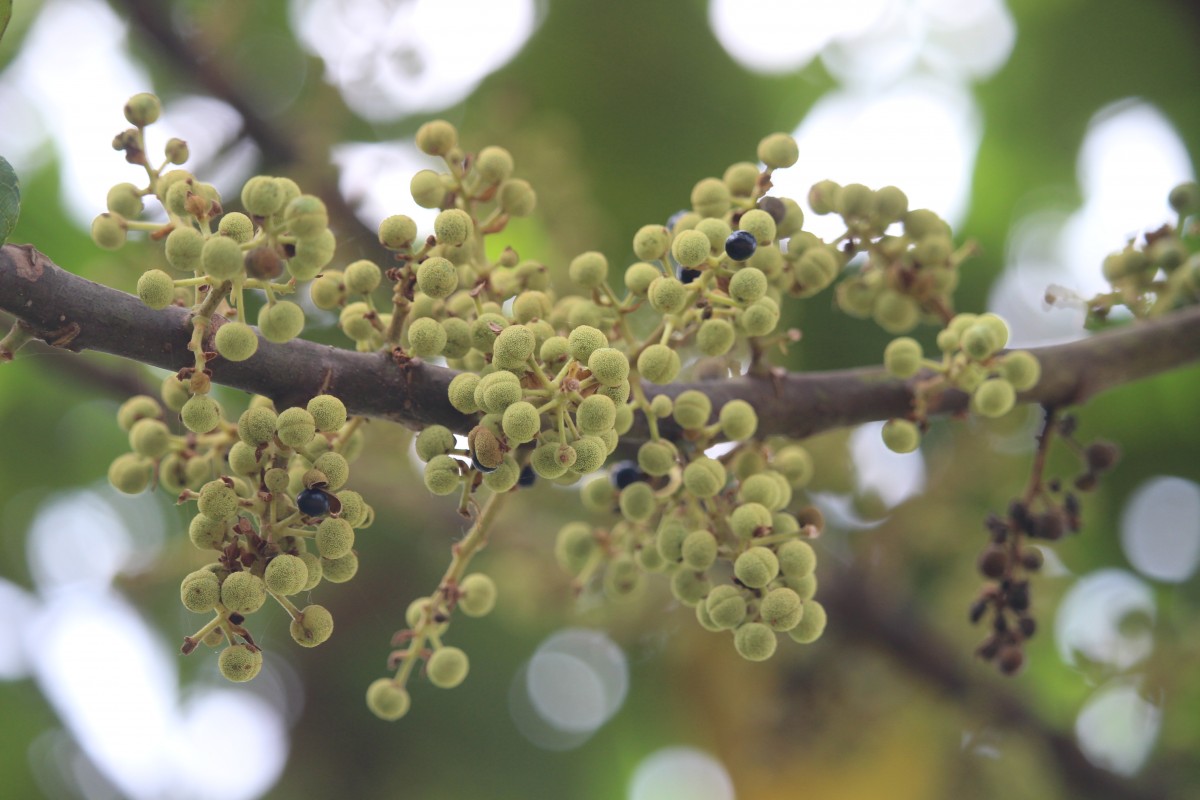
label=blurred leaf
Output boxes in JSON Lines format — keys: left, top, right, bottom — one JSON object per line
{"left": 0, "top": 155, "right": 18, "bottom": 245}
{"left": 0, "top": 1, "right": 10, "bottom": 45}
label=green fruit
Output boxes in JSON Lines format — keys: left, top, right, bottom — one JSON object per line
{"left": 276, "top": 407, "right": 316, "bottom": 448}
{"left": 458, "top": 573, "right": 497, "bottom": 617}
{"left": 218, "top": 212, "right": 254, "bottom": 243}
{"left": 618, "top": 481, "right": 656, "bottom": 522}
{"left": 285, "top": 195, "right": 328, "bottom": 239}
{"left": 107, "top": 182, "right": 144, "bottom": 218}
{"left": 321, "top": 551, "right": 359, "bottom": 583}
{"left": 237, "top": 406, "right": 277, "bottom": 446}
{"left": 734, "top": 622, "right": 778, "bottom": 661}
{"left": 691, "top": 177, "right": 731, "bottom": 218}
{"left": 307, "top": 395, "right": 347, "bottom": 433}
{"left": 672, "top": 390, "right": 712, "bottom": 430}
{"left": 738, "top": 210, "right": 776, "bottom": 247}
{"left": 788, "top": 600, "right": 827, "bottom": 643}
{"left": 448, "top": 372, "right": 482, "bottom": 413}
{"left": 670, "top": 230, "right": 711, "bottom": 269}
{"left": 637, "top": 344, "right": 681, "bottom": 384}
{"left": 215, "top": 322, "right": 259, "bottom": 362}
{"left": 124, "top": 92, "right": 161, "bottom": 126}
{"left": 188, "top": 514, "right": 227, "bottom": 550}
{"left": 576, "top": 394, "right": 616, "bottom": 435}
{"left": 427, "top": 646, "right": 470, "bottom": 688}
{"left": 567, "top": 325, "right": 608, "bottom": 363}
{"left": 1000, "top": 350, "right": 1040, "bottom": 391}
{"left": 366, "top": 678, "right": 411, "bottom": 721}
{"left": 475, "top": 146, "right": 514, "bottom": 184}
{"left": 180, "top": 570, "right": 220, "bottom": 613}
{"left": 316, "top": 517, "right": 355, "bottom": 559}
{"left": 569, "top": 251, "right": 609, "bottom": 288}
{"left": 706, "top": 585, "right": 748, "bottom": 630}
{"left": 434, "top": 209, "right": 473, "bottom": 246}
{"left": 415, "top": 425, "right": 457, "bottom": 461}
{"left": 972, "top": 378, "right": 1016, "bottom": 418}
{"left": 681, "top": 530, "right": 718, "bottom": 570}
{"left": 881, "top": 418, "right": 920, "bottom": 454}
{"left": 221, "top": 570, "right": 266, "bottom": 614}
{"left": 265, "top": 554, "right": 309, "bottom": 596}
{"left": 218, "top": 644, "right": 263, "bottom": 682}
{"left": 778, "top": 540, "right": 816, "bottom": 578}
{"left": 633, "top": 225, "right": 671, "bottom": 261}
{"left": 757, "top": 133, "right": 799, "bottom": 169}
{"left": 415, "top": 119, "right": 458, "bottom": 155}
{"left": 181, "top": 394, "right": 221, "bottom": 434}
{"left": 91, "top": 213, "right": 126, "bottom": 250}
{"left": 723, "top": 162, "right": 760, "bottom": 196}
{"left": 730, "top": 503, "right": 772, "bottom": 539}
{"left": 719, "top": 400, "right": 758, "bottom": 441}
{"left": 883, "top": 337, "right": 923, "bottom": 378}
{"left": 734, "top": 546, "right": 779, "bottom": 589}
{"left": 258, "top": 301, "right": 305, "bottom": 343}
{"left": 498, "top": 178, "right": 536, "bottom": 216}
{"left": 424, "top": 454, "right": 462, "bottom": 495}
{"left": 290, "top": 604, "right": 334, "bottom": 647}
{"left": 241, "top": 175, "right": 286, "bottom": 216}
{"left": 682, "top": 457, "right": 726, "bottom": 498}
{"left": 202, "top": 235, "right": 244, "bottom": 281}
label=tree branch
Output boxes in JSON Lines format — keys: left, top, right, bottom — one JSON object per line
{"left": 4, "top": 243, "right": 1200, "bottom": 437}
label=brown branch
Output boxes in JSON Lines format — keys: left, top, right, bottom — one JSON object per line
{"left": 3, "top": 243, "right": 1200, "bottom": 438}
{"left": 821, "top": 563, "right": 1169, "bottom": 800}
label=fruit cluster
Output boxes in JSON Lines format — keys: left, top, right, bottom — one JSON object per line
{"left": 111, "top": 388, "right": 367, "bottom": 681}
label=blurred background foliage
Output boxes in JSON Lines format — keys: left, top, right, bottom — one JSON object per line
{"left": 1, "top": 0, "right": 1199, "bottom": 798}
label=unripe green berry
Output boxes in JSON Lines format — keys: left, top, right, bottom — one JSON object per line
{"left": 338, "top": 259, "right": 379, "bottom": 295}
{"left": 624, "top": 262, "right": 662, "bottom": 296}
{"left": 469, "top": 312, "right": 508, "bottom": 354}
{"left": 476, "top": 371, "right": 522, "bottom": 414}
{"left": 240, "top": 175, "right": 285, "bottom": 217}
{"left": 498, "top": 178, "right": 536, "bottom": 216}
{"left": 107, "top": 182, "right": 144, "bottom": 218}
{"left": 218, "top": 212, "right": 254, "bottom": 244}
{"left": 569, "top": 251, "right": 610, "bottom": 289}
{"left": 691, "top": 177, "right": 732, "bottom": 218}
{"left": 961, "top": 324, "right": 998, "bottom": 361}
{"left": 972, "top": 378, "right": 1016, "bottom": 418}
{"left": 285, "top": 195, "right": 328, "bottom": 239}
{"left": 180, "top": 570, "right": 220, "bottom": 613}
{"left": 724, "top": 161, "right": 760, "bottom": 196}
{"left": 448, "top": 373, "right": 482, "bottom": 413}
{"left": 288, "top": 228, "right": 336, "bottom": 280}
{"left": 872, "top": 290, "right": 920, "bottom": 334}
{"left": 706, "top": 585, "right": 748, "bottom": 630}
{"left": 619, "top": 481, "right": 656, "bottom": 522}
{"left": 884, "top": 337, "right": 923, "bottom": 378}
{"left": 221, "top": 570, "right": 266, "bottom": 614}
{"left": 427, "top": 646, "right": 469, "bottom": 688}
{"left": 415, "top": 425, "right": 456, "bottom": 461}
{"left": 734, "top": 622, "right": 777, "bottom": 661}
{"left": 633, "top": 224, "right": 671, "bottom": 261}
{"left": 728, "top": 267, "right": 768, "bottom": 305}
{"left": 493, "top": 325, "right": 536, "bottom": 370}
{"left": 760, "top": 587, "right": 803, "bottom": 632}
{"left": 738, "top": 209, "right": 776, "bottom": 247}
{"left": 118, "top": 395, "right": 161, "bottom": 431}
{"left": 290, "top": 604, "right": 333, "bottom": 647}
{"left": 441, "top": 318, "right": 472, "bottom": 359}
{"left": 681, "top": 529, "right": 718, "bottom": 570}
{"left": 581, "top": 476, "right": 616, "bottom": 512}
{"left": 671, "top": 229, "right": 711, "bottom": 269}
{"left": 874, "top": 185, "right": 909, "bottom": 223}
{"left": 670, "top": 569, "right": 712, "bottom": 607}
{"left": 555, "top": 522, "right": 596, "bottom": 574}
{"left": 788, "top": 600, "right": 827, "bottom": 643}
{"left": 498, "top": 401, "right": 539, "bottom": 444}
{"left": 903, "top": 208, "right": 950, "bottom": 239}
{"left": 458, "top": 573, "right": 497, "bottom": 617}
{"left": 276, "top": 407, "right": 316, "bottom": 449}
{"left": 531, "top": 442, "right": 576, "bottom": 479}
{"left": 637, "top": 344, "right": 681, "bottom": 385}
{"left": 837, "top": 183, "right": 875, "bottom": 221}
{"left": 734, "top": 546, "right": 779, "bottom": 588}
{"left": 415, "top": 256, "right": 457, "bottom": 299}
{"left": 181, "top": 394, "right": 221, "bottom": 434}
{"left": 670, "top": 390, "right": 710, "bottom": 430}
{"left": 757, "top": 132, "right": 799, "bottom": 169}
{"left": 265, "top": 554, "right": 309, "bottom": 596}
{"left": 434, "top": 208, "right": 473, "bottom": 246}
{"left": 129, "top": 418, "right": 170, "bottom": 459}
{"left": 188, "top": 514, "right": 227, "bottom": 550}
{"left": 367, "top": 678, "right": 411, "bottom": 721}
{"left": 564, "top": 325, "right": 604, "bottom": 363}
{"left": 306, "top": 395, "right": 347, "bottom": 434}
{"left": 199, "top": 235, "right": 242, "bottom": 281}
{"left": 719, "top": 400, "right": 758, "bottom": 441}
{"left": 881, "top": 418, "right": 920, "bottom": 454}
{"left": 198, "top": 479, "right": 239, "bottom": 521}
{"left": 315, "top": 517, "right": 354, "bottom": 559}
{"left": 378, "top": 215, "right": 418, "bottom": 251}
{"left": 91, "top": 213, "right": 126, "bottom": 250}
{"left": 416, "top": 119, "right": 458, "bottom": 155}
{"left": 683, "top": 457, "right": 726, "bottom": 498}
{"left": 738, "top": 473, "right": 782, "bottom": 510}
{"left": 238, "top": 406, "right": 277, "bottom": 446}
{"left": 475, "top": 146, "right": 514, "bottom": 184}
{"left": 215, "top": 321, "right": 259, "bottom": 362}
{"left": 571, "top": 436, "right": 608, "bottom": 474}
{"left": 322, "top": 551, "right": 359, "bottom": 583}
{"left": 634, "top": 440, "right": 674, "bottom": 477}
{"left": 313, "top": 452, "right": 350, "bottom": 490}
{"left": 410, "top": 169, "right": 445, "bottom": 208}
{"left": 778, "top": 540, "right": 817, "bottom": 578}
{"left": 696, "top": 319, "right": 735, "bottom": 357}
{"left": 774, "top": 446, "right": 815, "bottom": 487}
{"left": 1169, "top": 181, "right": 1200, "bottom": 215}
{"left": 258, "top": 301, "right": 305, "bottom": 343}
{"left": 424, "top": 454, "right": 462, "bottom": 495}
{"left": 1000, "top": 350, "right": 1040, "bottom": 391}
{"left": 730, "top": 502, "right": 773, "bottom": 539}
{"left": 583, "top": 347, "right": 627, "bottom": 387}
{"left": 576, "top": 394, "right": 616, "bottom": 435}
{"left": 218, "top": 644, "right": 262, "bottom": 682}
{"left": 227, "top": 441, "right": 263, "bottom": 475}
{"left": 124, "top": 92, "right": 161, "bottom": 126}
{"left": 738, "top": 300, "right": 780, "bottom": 337}
{"left": 164, "top": 226, "right": 204, "bottom": 272}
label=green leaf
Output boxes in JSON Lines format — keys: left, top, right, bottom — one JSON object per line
{"left": 0, "top": 1, "right": 10, "bottom": 46}
{"left": 0, "top": 155, "right": 18, "bottom": 245}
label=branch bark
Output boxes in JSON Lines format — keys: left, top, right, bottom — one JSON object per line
{"left": 3, "top": 243, "right": 1200, "bottom": 438}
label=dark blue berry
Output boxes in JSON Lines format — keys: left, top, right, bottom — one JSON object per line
{"left": 297, "top": 487, "right": 330, "bottom": 517}
{"left": 675, "top": 263, "right": 702, "bottom": 284}
{"left": 518, "top": 464, "right": 536, "bottom": 487}
{"left": 471, "top": 453, "right": 498, "bottom": 474}
{"left": 610, "top": 460, "right": 644, "bottom": 489}
{"left": 724, "top": 230, "right": 757, "bottom": 261}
